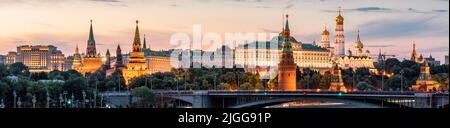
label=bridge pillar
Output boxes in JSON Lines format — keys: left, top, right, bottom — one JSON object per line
{"left": 415, "top": 93, "right": 433, "bottom": 108}
{"left": 414, "top": 93, "right": 449, "bottom": 108}
{"left": 191, "top": 92, "right": 211, "bottom": 108}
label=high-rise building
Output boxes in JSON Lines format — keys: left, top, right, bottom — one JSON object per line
{"left": 16, "top": 45, "right": 65, "bottom": 72}
{"left": 76, "top": 20, "right": 104, "bottom": 75}
{"left": 445, "top": 55, "right": 449, "bottom": 65}
{"left": 122, "top": 20, "right": 150, "bottom": 85}
{"left": 334, "top": 7, "right": 345, "bottom": 56}
{"left": 277, "top": 14, "right": 297, "bottom": 91}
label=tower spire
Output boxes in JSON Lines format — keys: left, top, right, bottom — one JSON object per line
{"left": 356, "top": 30, "right": 361, "bottom": 42}
{"left": 143, "top": 34, "right": 147, "bottom": 49}
{"left": 75, "top": 44, "right": 79, "bottom": 54}
{"left": 284, "top": 14, "right": 290, "bottom": 37}
{"left": 89, "top": 20, "right": 95, "bottom": 43}
{"left": 132, "top": 20, "right": 142, "bottom": 52}
{"left": 411, "top": 41, "right": 418, "bottom": 61}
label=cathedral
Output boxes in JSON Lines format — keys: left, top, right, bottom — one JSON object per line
{"left": 122, "top": 20, "right": 150, "bottom": 85}
{"left": 74, "top": 20, "right": 104, "bottom": 75}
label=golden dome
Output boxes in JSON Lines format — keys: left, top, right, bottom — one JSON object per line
{"left": 355, "top": 41, "right": 363, "bottom": 49}
{"left": 336, "top": 14, "right": 344, "bottom": 25}
{"left": 354, "top": 30, "right": 363, "bottom": 49}
{"left": 336, "top": 7, "right": 344, "bottom": 25}
{"left": 322, "top": 29, "right": 330, "bottom": 35}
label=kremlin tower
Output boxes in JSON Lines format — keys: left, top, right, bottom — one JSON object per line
{"left": 75, "top": 20, "right": 103, "bottom": 75}
{"left": 277, "top": 14, "right": 297, "bottom": 91}
{"left": 72, "top": 44, "right": 82, "bottom": 70}
{"left": 122, "top": 20, "right": 150, "bottom": 85}
{"left": 334, "top": 7, "right": 345, "bottom": 56}
{"left": 115, "top": 44, "right": 124, "bottom": 68}
{"left": 411, "top": 42, "right": 419, "bottom": 62}
{"left": 329, "top": 62, "right": 346, "bottom": 92}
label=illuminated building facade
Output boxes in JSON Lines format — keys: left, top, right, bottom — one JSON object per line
{"left": 334, "top": 7, "right": 345, "bottom": 56}
{"left": 5, "top": 52, "right": 17, "bottom": 64}
{"left": 412, "top": 60, "right": 441, "bottom": 92}
{"left": 329, "top": 62, "right": 346, "bottom": 92}
{"left": 235, "top": 15, "right": 331, "bottom": 79}
{"left": 334, "top": 31, "right": 374, "bottom": 69}
{"left": 72, "top": 44, "right": 82, "bottom": 70}
{"left": 16, "top": 45, "right": 66, "bottom": 72}
{"left": 122, "top": 20, "right": 150, "bottom": 85}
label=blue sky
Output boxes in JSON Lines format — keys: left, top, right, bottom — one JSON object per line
{"left": 0, "top": 0, "right": 448, "bottom": 61}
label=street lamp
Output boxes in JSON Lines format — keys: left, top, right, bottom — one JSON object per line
{"left": 82, "top": 91, "right": 86, "bottom": 108}
{"left": 13, "top": 90, "right": 16, "bottom": 108}
{"left": 46, "top": 91, "right": 50, "bottom": 108}
{"left": 17, "top": 97, "right": 22, "bottom": 108}
{"left": 32, "top": 95, "right": 36, "bottom": 108}
{"left": 0, "top": 99, "right": 4, "bottom": 108}
{"left": 400, "top": 70, "right": 404, "bottom": 93}
{"left": 59, "top": 94, "right": 63, "bottom": 108}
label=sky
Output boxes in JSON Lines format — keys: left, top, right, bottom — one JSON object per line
{"left": 0, "top": 0, "right": 448, "bottom": 62}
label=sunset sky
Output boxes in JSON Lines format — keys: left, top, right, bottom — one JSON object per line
{"left": 0, "top": 0, "right": 448, "bottom": 62}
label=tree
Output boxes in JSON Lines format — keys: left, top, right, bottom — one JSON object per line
{"left": 356, "top": 82, "right": 375, "bottom": 91}
{"left": 217, "top": 83, "right": 231, "bottom": 90}
{"left": 0, "top": 64, "right": 8, "bottom": 78}
{"left": 9, "top": 62, "right": 29, "bottom": 76}
{"left": 132, "top": 86, "right": 155, "bottom": 108}
{"left": 239, "top": 82, "right": 254, "bottom": 90}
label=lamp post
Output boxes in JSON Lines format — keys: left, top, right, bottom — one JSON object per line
{"left": 82, "top": 91, "right": 86, "bottom": 108}
{"left": 13, "top": 90, "right": 16, "bottom": 108}
{"left": 94, "top": 79, "right": 97, "bottom": 108}
{"left": 32, "top": 95, "right": 36, "bottom": 108}
{"left": 400, "top": 70, "right": 404, "bottom": 93}
{"left": 46, "top": 91, "right": 50, "bottom": 108}
{"left": 59, "top": 94, "right": 63, "bottom": 108}
{"left": 17, "top": 97, "right": 22, "bottom": 108}
{"left": 0, "top": 99, "right": 4, "bottom": 108}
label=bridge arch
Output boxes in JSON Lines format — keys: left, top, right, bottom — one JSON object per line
{"left": 230, "top": 97, "right": 388, "bottom": 108}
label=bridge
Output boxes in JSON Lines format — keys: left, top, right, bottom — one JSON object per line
{"left": 102, "top": 90, "right": 449, "bottom": 108}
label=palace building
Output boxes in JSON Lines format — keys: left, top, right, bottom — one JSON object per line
{"left": 235, "top": 14, "right": 331, "bottom": 79}
{"left": 122, "top": 20, "right": 150, "bottom": 85}
{"left": 75, "top": 20, "right": 104, "bottom": 75}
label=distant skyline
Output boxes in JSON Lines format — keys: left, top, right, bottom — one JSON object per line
{"left": 0, "top": 0, "right": 448, "bottom": 62}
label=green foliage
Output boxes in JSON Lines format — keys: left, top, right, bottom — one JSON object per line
{"left": 356, "top": 82, "right": 375, "bottom": 91}
{"left": 132, "top": 86, "right": 155, "bottom": 108}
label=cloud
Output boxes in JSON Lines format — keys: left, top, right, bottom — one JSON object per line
{"left": 321, "top": 7, "right": 397, "bottom": 13}
{"left": 321, "top": 7, "right": 448, "bottom": 14}
{"left": 365, "top": 44, "right": 395, "bottom": 48}
{"left": 90, "top": 0, "right": 121, "bottom": 2}
{"left": 284, "top": 4, "right": 294, "bottom": 9}
{"left": 357, "top": 15, "right": 447, "bottom": 40}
